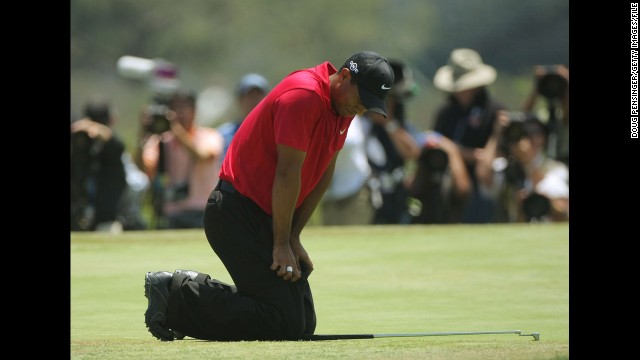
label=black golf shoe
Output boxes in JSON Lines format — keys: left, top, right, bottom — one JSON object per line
{"left": 168, "top": 269, "right": 201, "bottom": 340}
{"left": 144, "top": 271, "right": 175, "bottom": 341}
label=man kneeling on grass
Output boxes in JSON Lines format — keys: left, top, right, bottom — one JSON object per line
{"left": 144, "top": 51, "right": 394, "bottom": 341}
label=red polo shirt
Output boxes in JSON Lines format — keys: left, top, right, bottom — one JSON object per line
{"left": 219, "top": 62, "right": 353, "bottom": 215}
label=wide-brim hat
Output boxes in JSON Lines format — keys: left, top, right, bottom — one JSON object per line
{"left": 433, "top": 48, "right": 496, "bottom": 92}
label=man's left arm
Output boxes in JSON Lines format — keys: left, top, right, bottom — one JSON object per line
{"left": 288, "top": 152, "right": 339, "bottom": 275}
{"left": 291, "top": 151, "right": 338, "bottom": 237}
{"left": 168, "top": 113, "right": 221, "bottom": 161}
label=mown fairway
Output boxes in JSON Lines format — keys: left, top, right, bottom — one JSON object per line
{"left": 71, "top": 223, "right": 569, "bottom": 359}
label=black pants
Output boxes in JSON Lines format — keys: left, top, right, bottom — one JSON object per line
{"left": 165, "top": 181, "right": 316, "bottom": 341}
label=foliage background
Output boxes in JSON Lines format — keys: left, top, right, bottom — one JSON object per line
{"left": 70, "top": 0, "right": 569, "bottom": 154}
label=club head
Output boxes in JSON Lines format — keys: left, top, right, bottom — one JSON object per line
{"left": 519, "top": 331, "right": 540, "bottom": 341}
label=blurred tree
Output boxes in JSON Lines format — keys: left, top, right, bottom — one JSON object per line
{"left": 71, "top": 0, "right": 568, "bottom": 151}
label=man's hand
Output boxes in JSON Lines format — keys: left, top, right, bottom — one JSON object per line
{"left": 290, "top": 237, "right": 314, "bottom": 277}
{"left": 70, "top": 118, "right": 112, "bottom": 142}
{"left": 271, "top": 243, "right": 301, "bottom": 282}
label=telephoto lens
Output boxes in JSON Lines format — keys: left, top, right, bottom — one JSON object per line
{"left": 537, "top": 66, "right": 568, "bottom": 100}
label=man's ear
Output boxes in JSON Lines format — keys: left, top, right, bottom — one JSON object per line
{"left": 339, "top": 67, "right": 352, "bottom": 81}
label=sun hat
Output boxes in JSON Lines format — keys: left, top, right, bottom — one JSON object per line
{"left": 433, "top": 48, "right": 497, "bottom": 92}
{"left": 342, "top": 51, "right": 395, "bottom": 118}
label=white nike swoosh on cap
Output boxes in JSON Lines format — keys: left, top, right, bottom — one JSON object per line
{"left": 381, "top": 84, "right": 391, "bottom": 90}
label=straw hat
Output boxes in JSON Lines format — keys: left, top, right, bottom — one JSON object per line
{"left": 433, "top": 48, "right": 497, "bottom": 92}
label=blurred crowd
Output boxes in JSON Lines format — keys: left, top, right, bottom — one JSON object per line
{"left": 70, "top": 49, "right": 568, "bottom": 233}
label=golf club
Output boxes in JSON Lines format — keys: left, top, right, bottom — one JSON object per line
{"left": 302, "top": 330, "right": 540, "bottom": 341}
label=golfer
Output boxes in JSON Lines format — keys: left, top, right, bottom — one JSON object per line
{"left": 144, "top": 51, "right": 395, "bottom": 341}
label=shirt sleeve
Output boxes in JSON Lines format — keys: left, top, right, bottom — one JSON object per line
{"left": 272, "top": 88, "right": 323, "bottom": 152}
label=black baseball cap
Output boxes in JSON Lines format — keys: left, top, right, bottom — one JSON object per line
{"left": 342, "top": 51, "right": 395, "bottom": 118}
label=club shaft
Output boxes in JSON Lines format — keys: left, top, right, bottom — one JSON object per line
{"left": 303, "top": 330, "right": 539, "bottom": 341}
{"left": 375, "top": 330, "right": 522, "bottom": 338}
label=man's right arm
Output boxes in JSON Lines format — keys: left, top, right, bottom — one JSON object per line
{"left": 270, "top": 144, "right": 306, "bottom": 282}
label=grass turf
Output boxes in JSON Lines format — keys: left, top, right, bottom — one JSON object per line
{"left": 71, "top": 223, "right": 569, "bottom": 359}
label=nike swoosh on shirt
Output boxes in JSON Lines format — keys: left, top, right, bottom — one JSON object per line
{"left": 340, "top": 128, "right": 346, "bottom": 134}
{"left": 381, "top": 84, "right": 391, "bottom": 90}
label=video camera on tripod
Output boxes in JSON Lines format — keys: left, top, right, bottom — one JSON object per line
{"left": 533, "top": 64, "right": 569, "bottom": 161}
{"left": 116, "top": 55, "right": 181, "bottom": 134}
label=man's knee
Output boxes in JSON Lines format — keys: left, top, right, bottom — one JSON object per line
{"left": 173, "top": 269, "right": 237, "bottom": 293}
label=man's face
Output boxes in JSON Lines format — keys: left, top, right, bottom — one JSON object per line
{"left": 453, "top": 87, "right": 480, "bottom": 107}
{"left": 239, "top": 88, "right": 267, "bottom": 117}
{"left": 332, "top": 70, "right": 367, "bottom": 117}
{"left": 171, "top": 100, "right": 196, "bottom": 130}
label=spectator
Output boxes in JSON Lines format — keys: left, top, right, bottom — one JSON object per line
{"left": 362, "top": 59, "right": 422, "bottom": 224}
{"left": 143, "top": 51, "right": 395, "bottom": 341}
{"left": 141, "top": 90, "right": 224, "bottom": 229}
{"left": 432, "top": 48, "right": 508, "bottom": 223}
{"left": 321, "top": 114, "right": 373, "bottom": 225}
{"left": 521, "top": 64, "right": 569, "bottom": 167}
{"left": 218, "top": 73, "right": 271, "bottom": 160}
{"left": 70, "top": 95, "right": 127, "bottom": 232}
{"left": 498, "top": 114, "right": 569, "bottom": 222}
{"left": 118, "top": 152, "right": 150, "bottom": 230}
{"left": 408, "top": 131, "right": 472, "bottom": 224}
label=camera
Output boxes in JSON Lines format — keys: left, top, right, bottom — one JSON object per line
{"left": 502, "top": 156, "right": 525, "bottom": 187}
{"left": 503, "top": 112, "right": 546, "bottom": 145}
{"left": 536, "top": 65, "right": 568, "bottom": 100}
{"left": 522, "top": 192, "right": 551, "bottom": 221}
{"left": 144, "top": 102, "right": 171, "bottom": 134}
{"left": 116, "top": 56, "right": 180, "bottom": 134}
{"left": 419, "top": 148, "right": 449, "bottom": 173}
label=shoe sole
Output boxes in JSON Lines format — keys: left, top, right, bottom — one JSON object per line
{"left": 144, "top": 272, "right": 174, "bottom": 341}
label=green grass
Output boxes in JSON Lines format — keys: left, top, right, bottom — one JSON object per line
{"left": 71, "top": 223, "right": 569, "bottom": 359}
